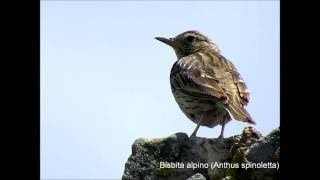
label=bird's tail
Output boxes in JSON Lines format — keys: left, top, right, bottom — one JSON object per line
{"left": 227, "top": 104, "right": 256, "bottom": 124}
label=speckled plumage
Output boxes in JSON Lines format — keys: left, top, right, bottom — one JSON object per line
{"left": 156, "top": 31, "right": 255, "bottom": 137}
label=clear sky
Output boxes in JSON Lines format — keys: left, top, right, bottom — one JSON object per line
{"left": 41, "top": 1, "right": 279, "bottom": 179}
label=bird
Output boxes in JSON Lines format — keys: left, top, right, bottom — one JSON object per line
{"left": 155, "top": 30, "right": 255, "bottom": 138}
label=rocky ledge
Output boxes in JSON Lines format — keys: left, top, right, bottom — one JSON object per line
{"left": 122, "top": 127, "right": 280, "bottom": 180}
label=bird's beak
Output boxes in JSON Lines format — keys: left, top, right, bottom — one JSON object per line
{"left": 155, "top": 37, "right": 177, "bottom": 48}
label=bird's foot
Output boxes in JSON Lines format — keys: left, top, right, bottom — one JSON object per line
{"left": 190, "top": 133, "right": 197, "bottom": 138}
{"left": 218, "top": 134, "right": 224, "bottom": 139}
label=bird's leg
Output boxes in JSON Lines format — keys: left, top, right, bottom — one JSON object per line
{"left": 191, "top": 115, "right": 203, "bottom": 137}
{"left": 191, "top": 123, "right": 201, "bottom": 137}
{"left": 218, "top": 120, "right": 225, "bottom": 139}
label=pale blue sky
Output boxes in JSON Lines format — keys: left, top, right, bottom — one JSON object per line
{"left": 41, "top": 1, "right": 279, "bottom": 179}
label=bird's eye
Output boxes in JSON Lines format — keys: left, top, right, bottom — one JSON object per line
{"left": 186, "top": 36, "right": 195, "bottom": 42}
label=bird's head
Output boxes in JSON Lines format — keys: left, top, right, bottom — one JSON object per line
{"left": 155, "top": 30, "right": 220, "bottom": 59}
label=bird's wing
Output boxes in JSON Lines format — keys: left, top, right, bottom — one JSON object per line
{"left": 170, "top": 52, "right": 255, "bottom": 123}
{"left": 170, "top": 53, "right": 228, "bottom": 102}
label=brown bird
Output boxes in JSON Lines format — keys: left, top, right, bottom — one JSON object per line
{"left": 155, "top": 31, "right": 255, "bottom": 138}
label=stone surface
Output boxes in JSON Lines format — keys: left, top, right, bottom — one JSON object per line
{"left": 122, "top": 127, "right": 280, "bottom": 180}
{"left": 187, "top": 173, "right": 206, "bottom": 180}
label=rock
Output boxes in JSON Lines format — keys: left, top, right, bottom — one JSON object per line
{"left": 122, "top": 127, "right": 280, "bottom": 180}
{"left": 187, "top": 173, "right": 206, "bottom": 180}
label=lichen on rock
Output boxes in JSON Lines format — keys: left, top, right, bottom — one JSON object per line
{"left": 187, "top": 173, "right": 206, "bottom": 180}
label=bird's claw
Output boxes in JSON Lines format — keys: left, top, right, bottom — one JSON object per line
{"left": 190, "top": 133, "right": 197, "bottom": 138}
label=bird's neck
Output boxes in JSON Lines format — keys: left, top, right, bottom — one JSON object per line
{"left": 175, "top": 44, "right": 220, "bottom": 60}
{"left": 200, "top": 44, "right": 220, "bottom": 54}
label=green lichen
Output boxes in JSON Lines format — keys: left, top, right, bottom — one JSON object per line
{"left": 154, "top": 167, "right": 173, "bottom": 177}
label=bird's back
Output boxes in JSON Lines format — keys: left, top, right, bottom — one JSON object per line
{"left": 170, "top": 52, "right": 255, "bottom": 127}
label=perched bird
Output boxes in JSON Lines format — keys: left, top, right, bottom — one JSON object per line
{"left": 155, "top": 31, "right": 255, "bottom": 138}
